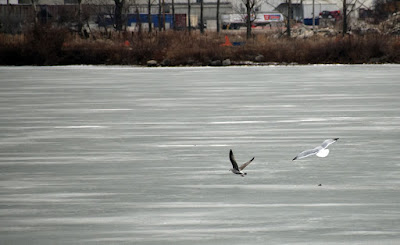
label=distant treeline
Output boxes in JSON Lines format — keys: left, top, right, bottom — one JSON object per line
{"left": 0, "top": 25, "right": 399, "bottom": 66}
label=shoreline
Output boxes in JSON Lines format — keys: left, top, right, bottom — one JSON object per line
{"left": 1, "top": 63, "right": 399, "bottom": 69}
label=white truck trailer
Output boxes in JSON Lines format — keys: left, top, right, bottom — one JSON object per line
{"left": 221, "top": 12, "right": 284, "bottom": 29}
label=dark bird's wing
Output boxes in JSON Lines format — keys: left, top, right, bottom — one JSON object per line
{"left": 293, "top": 147, "right": 319, "bottom": 161}
{"left": 239, "top": 157, "right": 255, "bottom": 170}
{"left": 320, "top": 138, "right": 339, "bottom": 149}
{"left": 229, "top": 149, "right": 239, "bottom": 171}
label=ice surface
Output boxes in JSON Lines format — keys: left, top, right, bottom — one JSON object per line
{"left": 0, "top": 65, "right": 400, "bottom": 245}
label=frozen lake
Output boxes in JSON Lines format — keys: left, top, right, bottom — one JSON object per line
{"left": 0, "top": 65, "right": 400, "bottom": 245}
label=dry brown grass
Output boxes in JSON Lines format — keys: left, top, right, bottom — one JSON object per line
{"left": 1, "top": 25, "right": 399, "bottom": 66}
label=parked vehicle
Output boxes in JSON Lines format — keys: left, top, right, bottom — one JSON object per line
{"left": 319, "top": 10, "right": 341, "bottom": 21}
{"left": 221, "top": 12, "right": 284, "bottom": 29}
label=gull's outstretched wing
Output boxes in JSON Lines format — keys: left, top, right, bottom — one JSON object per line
{"left": 229, "top": 149, "right": 239, "bottom": 171}
{"left": 320, "top": 138, "right": 339, "bottom": 149}
{"left": 293, "top": 147, "right": 319, "bottom": 161}
{"left": 239, "top": 157, "right": 255, "bottom": 170}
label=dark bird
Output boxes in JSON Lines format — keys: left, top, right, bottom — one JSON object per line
{"left": 229, "top": 149, "right": 254, "bottom": 177}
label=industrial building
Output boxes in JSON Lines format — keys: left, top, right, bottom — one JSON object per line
{"left": 0, "top": 0, "right": 376, "bottom": 32}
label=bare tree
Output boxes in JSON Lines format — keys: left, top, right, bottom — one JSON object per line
{"left": 77, "top": 0, "right": 83, "bottom": 34}
{"left": 341, "top": 0, "right": 368, "bottom": 36}
{"left": 114, "top": 0, "right": 125, "bottom": 31}
{"left": 188, "top": 0, "right": 191, "bottom": 33}
{"left": 162, "top": 0, "right": 166, "bottom": 30}
{"left": 73, "top": 0, "right": 92, "bottom": 37}
{"left": 145, "top": 0, "right": 162, "bottom": 32}
{"left": 158, "top": 0, "right": 162, "bottom": 31}
{"left": 31, "top": 0, "right": 39, "bottom": 25}
{"left": 243, "top": 0, "right": 258, "bottom": 39}
{"left": 287, "top": 0, "right": 291, "bottom": 37}
{"left": 155, "top": 0, "right": 166, "bottom": 31}
{"left": 84, "top": 0, "right": 113, "bottom": 35}
{"left": 172, "top": 0, "right": 176, "bottom": 30}
{"left": 342, "top": 0, "right": 347, "bottom": 36}
{"left": 135, "top": 5, "right": 142, "bottom": 33}
{"left": 148, "top": 0, "right": 153, "bottom": 32}
{"left": 230, "top": 0, "right": 261, "bottom": 38}
{"left": 216, "top": 0, "right": 220, "bottom": 32}
{"left": 264, "top": 0, "right": 291, "bottom": 36}
{"left": 200, "top": 0, "right": 204, "bottom": 33}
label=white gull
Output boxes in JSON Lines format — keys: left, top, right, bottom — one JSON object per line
{"left": 293, "top": 138, "right": 339, "bottom": 161}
